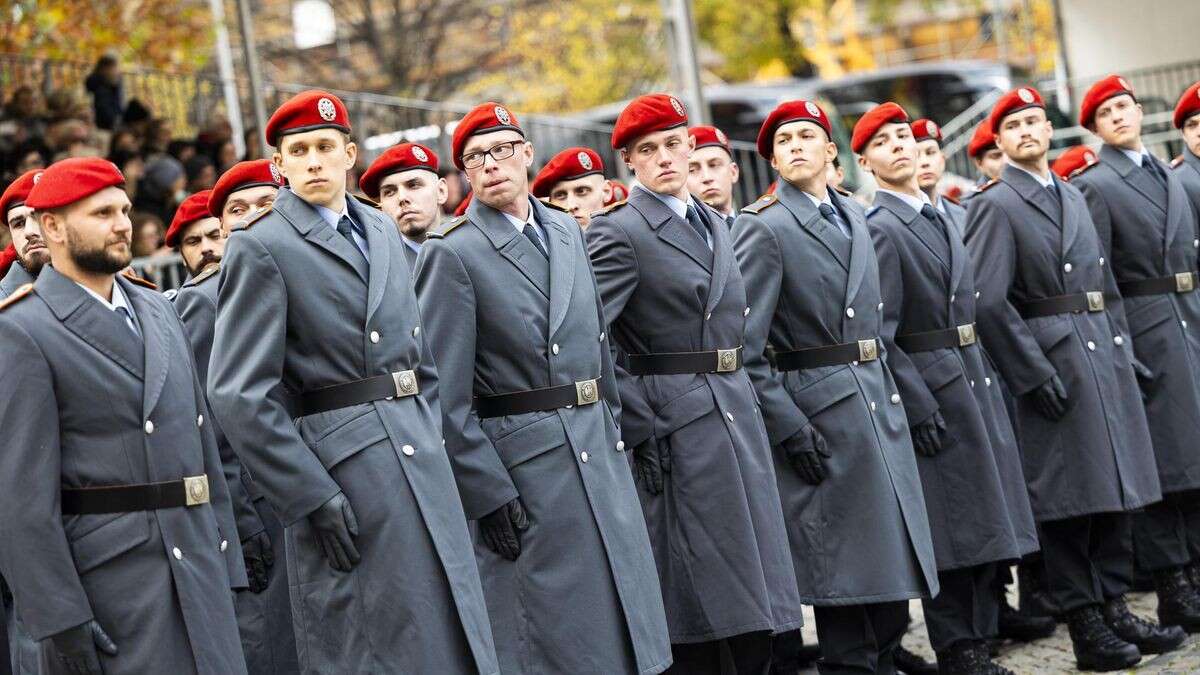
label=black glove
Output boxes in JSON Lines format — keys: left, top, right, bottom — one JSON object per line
{"left": 633, "top": 437, "right": 670, "bottom": 495}
{"left": 479, "top": 498, "right": 529, "bottom": 561}
{"left": 911, "top": 410, "right": 946, "bottom": 457}
{"left": 783, "top": 425, "right": 830, "bottom": 485}
{"left": 1030, "top": 374, "right": 1069, "bottom": 421}
{"left": 48, "top": 620, "right": 118, "bottom": 675}
{"left": 308, "top": 492, "right": 360, "bottom": 572}
{"left": 242, "top": 530, "right": 274, "bottom": 593}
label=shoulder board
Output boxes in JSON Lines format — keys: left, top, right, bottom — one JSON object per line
{"left": 741, "top": 193, "right": 779, "bottom": 215}
{"left": 0, "top": 283, "right": 33, "bottom": 311}
{"left": 865, "top": 205, "right": 881, "bottom": 218}
{"left": 190, "top": 264, "right": 220, "bottom": 285}
{"left": 593, "top": 199, "right": 628, "bottom": 217}
{"left": 942, "top": 194, "right": 960, "bottom": 206}
{"left": 1068, "top": 162, "right": 1100, "bottom": 180}
{"left": 355, "top": 194, "right": 381, "bottom": 210}
{"left": 833, "top": 184, "right": 852, "bottom": 197}
{"left": 427, "top": 216, "right": 467, "bottom": 240}
{"left": 232, "top": 205, "right": 273, "bottom": 232}
{"left": 538, "top": 198, "right": 570, "bottom": 214}
{"left": 978, "top": 179, "right": 1000, "bottom": 192}
{"left": 163, "top": 289, "right": 179, "bottom": 301}
{"left": 1172, "top": 155, "right": 1184, "bottom": 168}
{"left": 121, "top": 269, "right": 158, "bottom": 290}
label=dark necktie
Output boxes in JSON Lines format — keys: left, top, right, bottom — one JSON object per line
{"left": 818, "top": 203, "right": 851, "bottom": 239}
{"left": 523, "top": 222, "right": 549, "bottom": 259}
{"left": 337, "top": 215, "right": 366, "bottom": 259}
{"left": 1044, "top": 181, "right": 1062, "bottom": 212}
{"left": 920, "top": 204, "right": 952, "bottom": 246}
{"left": 725, "top": 214, "right": 735, "bottom": 229}
{"left": 115, "top": 306, "right": 141, "bottom": 340}
{"left": 1144, "top": 157, "right": 1167, "bottom": 189}
{"left": 685, "top": 204, "right": 710, "bottom": 247}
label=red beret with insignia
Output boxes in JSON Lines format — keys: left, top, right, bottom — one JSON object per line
{"left": 689, "top": 125, "right": 732, "bottom": 154}
{"left": 611, "top": 94, "right": 689, "bottom": 150}
{"left": 359, "top": 143, "right": 440, "bottom": 200}
{"left": 1079, "top": 75, "right": 1135, "bottom": 128}
{"left": 265, "top": 90, "right": 351, "bottom": 147}
{"left": 0, "top": 244, "right": 15, "bottom": 278}
{"left": 531, "top": 147, "right": 604, "bottom": 198}
{"left": 453, "top": 192, "right": 473, "bottom": 217}
{"left": 208, "top": 159, "right": 285, "bottom": 216}
{"left": 756, "top": 100, "right": 832, "bottom": 160}
{"left": 1, "top": 169, "right": 43, "bottom": 226}
{"left": 851, "top": 102, "right": 910, "bottom": 154}
{"left": 605, "top": 180, "right": 629, "bottom": 206}
{"left": 451, "top": 102, "right": 524, "bottom": 170}
{"left": 165, "top": 190, "right": 215, "bottom": 248}
{"left": 1173, "top": 81, "right": 1200, "bottom": 129}
{"left": 1051, "top": 145, "right": 1099, "bottom": 180}
{"left": 911, "top": 119, "right": 942, "bottom": 144}
{"left": 989, "top": 87, "right": 1045, "bottom": 133}
{"left": 25, "top": 157, "right": 125, "bottom": 211}
{"left": 967, "top": 121, "right": 998, "bottom": 159}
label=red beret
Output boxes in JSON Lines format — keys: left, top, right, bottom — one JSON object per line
{"left": 755, "top": 100, "right": 833, "bottom": 160}
{"left": 605, "top": 180, "right": 629, "bottom": 206}
{"left": 989, "top": 87, "right": 1045, "bottom": 133}
{"left": 165, "top": 190, "right": 215, "bottom": 248}
{"left": 451, "top": 102, "right": 523, "bottom": 170}
{"left": 851, "top": 102, "right": 910, "bottom": 154}
{"left": 0, "top": 244, "right": 15, "bottom": 279}
{"left": 453, "top": 192, "right": 473, "bottom": 217}
{"left": 611, "top": 94, "right": 689, "bottom": 150}
{"left": 1051, "top": 145, "right": 1099, "bottom": 180}
{"left": 1174, "top": 81, "right": 1200, "bottom": 129}
{"left": 911, "top": 119, "right": 942, "bottom": 144}
{"left": 1, "top": 169, "right": 43, "bottom": 226}
{"left": 531, "top": 147, "right": 604, "bottom": 198}
{"left": 265, "top": 90, "right": 350, "bottom": 147}
{"left": 25, "top": 157, "right": 125, "bottom": 211}
{"left": 689, "top": 125, "right": 731, "bottom": 154}
{"left": 208, "top": 160, "right": 284, "bottom": 216}
{"left": 359, "top": 143, "right": 440, "bottom": 199}
{"left": 967, "top": 121, "right": 998, "bottom": 159}
{"left": 1079, "top": 75, "right": 1135, "bottom": 128}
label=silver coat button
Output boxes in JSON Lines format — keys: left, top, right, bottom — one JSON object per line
{"left": 580, "top": 452, "right": 589, "bottom": 463}
{"left": 172, "top": 547, "right": 183, "bottom": 560}
{"left": 890, "top": 394, "right": 901, "bottom": 404}
{"left": 402, "top": 444, "right": 415, "bottom": 456}
{"left": 552, "top": 344, "right": 560, "bottom": 355}
{"left": 1114, "top": 336, "right": 1124, "bottom": 346}
{"left": 1064, "top": 262, "right": 1073, "bottom": 273}
{"left": 725, "top": 412, "right": 734, "bottom": 422}
{"left": 1183, "top": 321, "right": 1189, "bottom": 329}
{"left": 1099, "top": 257, "right": 1105, "bottom": 266}
{"left": 616, "top": 441, "right": 625, "bottom": 452}
{"left": 975, "top": 291, "right": 980, "bottom": 299}
{"left": 412, "top": 326, "right": 420, "bottom": 337}
{"left": 144, "top": 420, "right": 154, "bottom": 435}
{"left": 370, "top": 331, "right": 380, "bottom": 344}
{"left": 197, "top": 415, "right": 204, "bottom": 427}
{"left": 970, "top": 380, "right": 976, "bottom": 388}
{"left": 743, "top": 306, "right": 750, "bottom": 316}
{"left": 1195, "top": 239, "right": 1199, "bottom": 248}
{"left": 950, "top": 294, "right": 956, "bottom": 302}
{"left": 846, "top": 307, "right": 855, "bottom": 318}
{"left": 705, "top": 312, "right": 712, "bottom": 320}
{"left": 985, "top": 377, "right": 992, "bottom": 387}
{"left": 220, "top": 540, "right": 228, "bottom": 552}
{"left": 1087, "top": 341, "right": 1096, "bottom": 351}
{"left": 599, "top": 332, "right": 605, "bottom": 342}
{"left": 869, "top": 401, "right": 877, "bottom": 411}
{"left": 878, "top": 302, "right": 884, "bottom": 311}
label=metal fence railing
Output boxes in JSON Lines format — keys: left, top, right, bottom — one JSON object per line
{"left": 130, "top": 253, "right": 189, "bottom": 291}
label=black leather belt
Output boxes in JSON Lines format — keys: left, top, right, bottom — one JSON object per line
{"left": 300, "top": 370, "right": 419, "bottom": 416}
{"left": 895, "top": 323, "right": 977, "bottom": 353}
{"left": 1117, "top": 272, "right": 1197, "bottom": 298}
{"left": 61, "top": 476, "right": 210, "bottom": 515}
{"left": 475, "top": 377, "right": 601, "bottom": 418}
{"left": 1019, "top": 291, "right": 1106, "bottom": 319}
{"left": 775, "top": 338, "right": 880, "bottom": 371}
{"left": 627, "top": 347, "right": 743, "bottom": 375}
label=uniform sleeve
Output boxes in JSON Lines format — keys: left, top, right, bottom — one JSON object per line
{"left": 0, "top": 317, "right": 93, "bottom": 640}
{"left": 413, "top": 240, "right": 518, "bottom": 520}
{"left": 585, "top": 214, "right": 655, "bottom": 448}
{"left": 731, "top": 213, "right": 808, "bottom": 445}
{"left": 209, "top": 234, "right": 341, "bottom": 526}
{"left": 965, "top": 195, "right": 1058, "bottom": 395}
{"left": 869, "top": 220, "right": 940, "bottom": 427}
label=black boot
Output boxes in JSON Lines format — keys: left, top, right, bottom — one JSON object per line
{"left": 997, "top": 595, "right": 1056, "bottom": 642}
{"left": 1066, "top": 605, "right": 1141, "bottom": 672}
{"left": 970, "top": 640, "right": 1015, "bottom": 675}
{"left": 1017, "top": 562, "right": 1060, "bottom": 620}
{"left": 1154, "top": 567, "right": 1200, "bottom": 633}
{"left": 895, "top": 644, "right": 938, "bottom": 675}
{"left": 1102, "top": 595, "right": 1185, "bottom": 654}
{"left": 934, "top": 640, "right": 977, "bottom": 675}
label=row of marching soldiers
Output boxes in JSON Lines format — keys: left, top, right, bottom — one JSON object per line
{"left": 1, "top": 74, "right": 1200, "bottom": 675}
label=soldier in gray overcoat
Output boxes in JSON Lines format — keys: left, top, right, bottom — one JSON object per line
{"left": 207, "top": 91, "right": 498, "bottom": 675}
{"left": 965, "top": 87, "right": 1177, "bottom": 671}
{"left": 414, "top": 102, "right": 672, "bottom": 675}
{"left": 731, "top": 100, "right": 937, "bottom": 675}
{"left": 0, "top": 157, "right": 248, "bottom": 675}
{"left": 0, "top": 170, "right": 44, "bottom": 301}
{"left": 1172, "top": 81, "right": 1200, "bottom": 230}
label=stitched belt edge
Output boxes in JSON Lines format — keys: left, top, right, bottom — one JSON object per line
{"left": 626, "top": 347, "right": 744, "bottom": 375}
{"left": 61, "top": 475, "right": 210, "bottom": 515}
{"left": 1117, "top": 272, "right": 1198, "bottom": 297}
{"left": 475, "top": 377, "right": 601, "bottom": 418}
{"left": 1019, "top": 291, "right": 1106, "bottom": 319}
{"left": 775, "top": 338, "right": 880, "bottom": 371}
{"left": 300, "top": 370, "right": 419, "bottom": 416}
{"left": 894, "top": 323, "right": 977, "bottom": 353}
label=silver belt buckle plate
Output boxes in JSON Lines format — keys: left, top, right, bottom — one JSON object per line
{"left": 1086, "top": 291, "right": 1105, "bottom": 312}
{"left": 392, "top": 370, "right": 419, "bottom": 398}
{"left": 716, "top": 348, "right": 739, "bottom": 372}
{"left": 858, "top": 339, "right": 878, "bottom": 362}
{"left": 575, "top": 379, "right": 599, "bottom": 405}
{"left": 957, "top": 323, "right": 977, "bottom": 347}
{"left": 184, "top": 475, "right": 210, "bottom": 507}
{"left": 1176, "top": 272, "right": 1195, "bottom": 293}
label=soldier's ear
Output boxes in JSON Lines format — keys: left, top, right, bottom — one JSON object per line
{"left": 730, "top": 161, "right": 740, "bottom": 183}
{"left": 436, "top": 177, "right": 449, "bottom": 206}
{"left": 344, "top": 141, "right": 358, "bottom": 169}
{"left": 522, "top": 141, "right": 534, "bottom": 168}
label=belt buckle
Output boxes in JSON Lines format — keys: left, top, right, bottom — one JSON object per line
{"left": 183, "top": 475, "right": 210, "bottom": 507}
{"left": 392, "top": 370, "right": 419, "bottom": 398}
{"left": 857, "top": 339, "right": 878, "bottom": 362}
{"left": 957, "top": 323, "right": 977, "bottom": 347}
{"left": 1176, "top": 272, "right": 1195, "bottom": 293}
{"left": 716, "top": 348, "right": 739, "bottom": 372}
{"left": 1086, "top": 291, "right": 1105, "bottom": 312}
{"left": 575, "top": 379, "right": 599, "bottom": 406}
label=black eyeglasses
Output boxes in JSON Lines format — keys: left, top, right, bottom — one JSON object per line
{"left": 461, "top": 140, "right": 525, "bottom": 170}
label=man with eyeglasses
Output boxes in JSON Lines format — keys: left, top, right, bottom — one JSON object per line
{"left": 586, "top": 94, "right": 803, "bottom": 675}
{"left": 414, "top": 102, "right": 671, "bottom": 675}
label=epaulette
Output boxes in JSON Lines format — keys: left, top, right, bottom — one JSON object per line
{"left": 189, "top": 264, "right": 220, "bottom": 285}
{"left": 1068, "top": 162, "right": 1100, "bottom": 180}
{"left": 741, "top": 193, "right": 779, "bottom": 214}
{"left": 427, "top": 216, "right": 467, "bottom": 239}
{"left": 833, "top": 185, "right": 853, "bottom": 197}
{"left": 978, "top": 179, "right": 1000, "bottom": 192}
{"left": 232, "top": 206, "right": 273, "bottom": 232}
{"left": 942, "top": 194, "right": 960, "bottom": 206}
{"left": 0, "top": 283, "right": 33, "bottom": 311}
{"left": 1172, "top": 155, "right": 1184, "bottom": 168}
{"left": 593, "top": 199, "right": 627, "bottom": 217}
{"left": 355, "top": 194, "right": 381, "bottom": 210}
{"left": 865, "top": 205, "right": 881, "bottom": 218}
{"left": 121, "top": 269, "right": 158, "bottom": 290}
{"left": 539, "top": 198, "right": 570, "bottom": 214}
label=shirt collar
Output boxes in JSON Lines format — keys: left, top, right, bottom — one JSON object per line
{"left": 500, "top": 196, "right": 539, "bottom": 234}
{"left": 875, "top": 187, "right": 932, "bottom": 213}
{"left": 1117, "top": 145, "right": 1149, "bottom": 167}
{"left": 634, "top": 183, "right": 693, "bottom": 220}
{"left": 402, "top": 236, "right": 422, "bottom": 254}
{"left": 1009, "top": 162, "right": 1056, "bottom": 188}
{"left": 934, "top": 196, "right": 947, "bottom": 214}
{"left": 77, "top": 277, "right": 133, "bottom": 314}
{"left": 312, "top": 201, "right": 351, "bottom": 230}
{"left": 799, "top": 188, "right": 833, "bottom": 211}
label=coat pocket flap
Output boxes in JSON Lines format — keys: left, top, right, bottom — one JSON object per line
{"left": 310, "top": 410, "right": 388, "bottom": 470}
{"left": 653, "top": 385, "right": 715, "bottom": 437}
{"left": 492, "top": 415, "right": 568, "bottom": 469}
{"left": 792, "top": 368, "right": 858, "bottom": 417}
{"left": 1126, "top": 297, "right": 1174, "bottom": 337}
{"left": 1029, "top": 316, "right": 1074, "bottom": 352}
{"left": 70, "top": 512, "right": 151, "bottom": 575}
{"left": 918, "top": 352, "right": 965, "bottom": 392}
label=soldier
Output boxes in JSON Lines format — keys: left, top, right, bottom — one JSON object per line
{"left": 209, "top": 160, "right": 284, "bottom": 235}
{"left": 0, "top": 157, "right": 248, "bottom": 675}
{"left": 686, "top": 125, "right": 740, "bottom": 226}
{"left": 961, "top": 121, "right": 1005, "bottom": 205}
{"left": 965, "top": 87, "right": 1179, "bottom": 671}
{"left": 606, "top": 179, "right": 630, "bottom": 206}
{"left": 1174, "top": 82, "right": 1200, "bottom": 225}
{"left": 0, "top": 170, "right": 48, "bottom": 299}
{"left": 531, "top": 146, "right": 612, "bottom": 229}
{"left": 207, "top": 91, "right": 498, "bottom": 674}
{"left": 414, "top": 101, "right": 672, "bottom": 675}
{"left": 1072, "top": 74, "right": 1200, "bottom": 634}
{"left": 729, "top": 99, "right": 937, "bottom": 675}
{"left": 359, "top": 142, "right": 447, "bottom": 268}
{"left": 1051, "top": 146, "right": 1099, "bottom": 181}
{"left": 164, "top": 191, "right": 222, "bottom": 278}
{"left": 587, "top": 93, "right": 805, "bottom": 675}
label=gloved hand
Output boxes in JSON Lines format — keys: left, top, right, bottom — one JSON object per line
{"left": 1030, "top": 374, "right": 1069, "bottom": 421}
{"left": 479, "top": 498, "right": 530, "bottom": 561}
{"left": 308, "top": 492, "right": 360, "bottom": 572}
{"left": 633, "top": 437, "right": 670, "bottom": 495}
{"left": 242, "top": 530, "right": 274, "bottom": 593}
{"left": 911, "top": 410, "right": 947, "bottom": 457}
{"left": 48, "top": 620, "right": 118, "bottom": 675}
{"left": 783, "top": 425, "right": 831, "bottom": 485}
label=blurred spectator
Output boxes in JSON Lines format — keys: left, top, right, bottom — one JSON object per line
{"left": 85, "top": 54, "right": 126, "bottom": 131}
{"left": 5, "top": 139, "right": 50, "bottom": 182}
{"left": 184, "top": 154, "right": 216, "bottom": 192}
{"left": 143, "top": 118, "right": 173, "bottom": 155}
{"left": 1, "top": 86, "right": 45, "bottom": 141}
{"left": 215, "top": 139, "right": 239, "bottom": 173}
{"left": 242, "top": 127, "right": 263, "bottom": 160}
{"left": 130, "top": 212, "right": 170, "bottom": 259}
{"left": 109, "top": 129, "right": 140, "bottom": 155}
{"left": 136, "top": 154, "right": 186, "bottom": 224}
{"left": 166, "top": 138, "right": 195, "bottom": 163}
{"left": 122, "top": 98, "right": 152, "bottom": 135}
{"left": 44, "top": 88, "right": 90, "bottom": 124}
{"left": 109, "top": 148, "right": 146, "bottom": 201}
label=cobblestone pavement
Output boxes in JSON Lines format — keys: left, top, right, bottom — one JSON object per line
{"left": 796, "top": 590, "right": 1200, "bottom": 674}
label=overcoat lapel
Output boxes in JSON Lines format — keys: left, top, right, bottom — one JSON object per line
{"left": 775, "top": 180, "right": 850, "bottom": 272}
{"left": 1162, "top": 159, "right": 1191, "bottom": 264}
{"left": 125, "top": 276, "right": 169, "bottom": 418}
{"left": 274, "top": 189, "right": 369, "bottom": 283}
{"left": 843, "top": 190, "right": 873, "bottom": 315}
{"left": 534, "top": 199, "right": 576, "bottom": 337}
{"left": 628, "top": 188, "right": 713, "bottom": 273}
{"left": 469, "top": 198, "right": 550, "bottom": 300}
{"left": 36, "top": 267, "right": 144, "bottom": 379}
{"left": 1101, "top": 145, "right": 1167, "bottom": 215}
{"left": 354, "top": 198, "right": 392, "bottom": 323}
{"left": 699, "top": 201, "right": 733, "bottom": 316}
